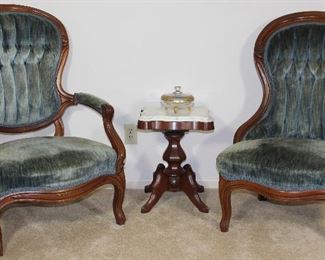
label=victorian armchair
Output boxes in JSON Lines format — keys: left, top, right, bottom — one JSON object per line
{"left": 0, "top": 4, "right": 126, "bottom": 255}
{"left": 217, "top": 12, "right": 325, "bottom": 231}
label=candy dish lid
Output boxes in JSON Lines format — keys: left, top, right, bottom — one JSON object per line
{"left": 161, "top": 86, "right": 194, "bottom": 104}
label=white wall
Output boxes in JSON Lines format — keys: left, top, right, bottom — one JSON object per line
{"left": 4, "top": 0, "right": 325, "bottom": 188}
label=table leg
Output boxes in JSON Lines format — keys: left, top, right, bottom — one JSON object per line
{"left": 183, "top": 164, "right": 204, "bottom": 193}
{"left": 144, "top": 163, "right": 165, "bottom": 193}
{"left": 142, "top": 131, "right": 208, "bottom": 213}
{"left": 180, "top": 165, "right": 209, "bottom": 213}
{"left": 141, "top": 165, "right": 168, "bottom": 213}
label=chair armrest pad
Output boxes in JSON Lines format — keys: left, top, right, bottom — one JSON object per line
{"left": 74, "top": 92, "right": 110, "bottom": 114}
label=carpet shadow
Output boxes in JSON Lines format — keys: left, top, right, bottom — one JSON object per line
{"left": 231, "top": 192, "right": 325, "bottom": 237}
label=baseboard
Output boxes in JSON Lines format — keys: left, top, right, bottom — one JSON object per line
{"left": 125, "top": 179, "right": 218, "bottom": 189}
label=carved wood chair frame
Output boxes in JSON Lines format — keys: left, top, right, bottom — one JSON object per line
{"left": 219, "top": 11, "right": 325, "bottom": 232}
{"left": 0, "top": 4, "right": 126, "bottom": 255}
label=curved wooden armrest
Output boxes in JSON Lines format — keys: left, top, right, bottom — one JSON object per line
{"left": 73, "top": 92, "right": 126, "bottom": 173}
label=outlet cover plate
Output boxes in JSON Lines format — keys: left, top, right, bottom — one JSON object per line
{"left": 124, "top": 124, "right": 137, "bottom": 144}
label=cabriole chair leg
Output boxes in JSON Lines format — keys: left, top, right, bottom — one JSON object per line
{"left": 112, "top": 178, "right": 126, "bottom": 225}
{"left": 219, "top": 177, "right": 232, "bottom": 232}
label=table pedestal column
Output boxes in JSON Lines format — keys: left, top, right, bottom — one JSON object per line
{"left": 141, "top": 130, "right": 209, "bottom": 213}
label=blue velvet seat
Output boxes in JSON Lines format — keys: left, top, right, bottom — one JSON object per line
{"left": 217, "top": 138, "right": 325, "bottom": 191}
{"left": 0, "top": 137, "right": 117, "bottom": 196}
{"left": 217, "top": 12, "right": 325, "bottom": 232}
{"left": 0, "top": 5, "right": 126, "bottom": 255}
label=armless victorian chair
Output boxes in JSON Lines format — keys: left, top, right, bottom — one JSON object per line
{"left": 0, "top": 5, "right": 126, "bottom": 255}
{"left": 217, "top": 12, "right": 325, "bottom": 231}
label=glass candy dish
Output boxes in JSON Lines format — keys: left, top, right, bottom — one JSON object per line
{"left": 161, "top": 86, "right": 194, "bottom": 115}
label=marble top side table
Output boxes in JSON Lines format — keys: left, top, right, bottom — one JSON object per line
{"left": 137, "top": 106, "right": 214, "bottom": 213}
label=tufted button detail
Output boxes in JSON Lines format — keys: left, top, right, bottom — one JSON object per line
{"left": 0, "top": 12, "right": 63, "bottom": 127}
{"left": 248, "top": 24, "right": 325, "bottom": 140}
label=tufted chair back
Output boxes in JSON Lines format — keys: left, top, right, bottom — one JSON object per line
{"left": 242, "top": 13, "right": 325, "bottom": 141}
{"left": 0, "top": 11, "right": 63, "bottom": 128}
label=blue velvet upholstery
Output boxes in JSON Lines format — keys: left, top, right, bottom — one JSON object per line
{"left": 217, "top": 22, "right": 325, "bottom": 191}
{"left": 0, "top": 13, "right": 61, "bottom": 127}
{"left": 246, "top": 24, "right": 325, "bottom": 140}
{"left": 0, "top": 137, "right": 116, "bottom": 196}
{"left": 217, "top": 138, "right": 325, "bottom": 191}
{"left": 75, "top": 92, "right": 109, "bottom": 114}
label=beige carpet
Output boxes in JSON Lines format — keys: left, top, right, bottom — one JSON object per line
{"left": 0, "top": 188, "right": 324, "bottom": 259}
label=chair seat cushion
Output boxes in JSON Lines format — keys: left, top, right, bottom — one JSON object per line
{"left": 0, "top": 137, "right": 116, "bottom": 196}
{"left": 217, "top": 138, "right": 325, "bottom": 191}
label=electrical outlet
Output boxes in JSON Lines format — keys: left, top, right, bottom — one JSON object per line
{"left": 124, "top": 124, "right": 137, "bottom": 144}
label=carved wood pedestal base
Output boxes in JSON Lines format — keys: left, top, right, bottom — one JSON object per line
{"left": 141, "top": 131, "right": 209, "bottom": 213}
